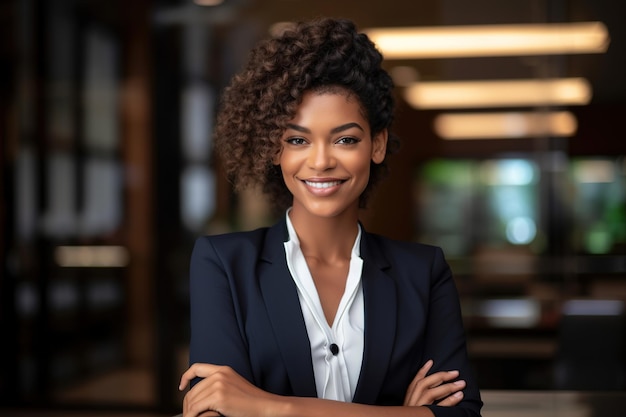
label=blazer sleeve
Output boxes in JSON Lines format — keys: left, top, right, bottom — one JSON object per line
{"left": 188, "top": 236, "right": 254, "bottom": 386}
{"left": 423, "top": 247, "right": 483, "bottom": 417}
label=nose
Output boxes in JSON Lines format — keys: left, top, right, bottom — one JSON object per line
{"left": 308, "top": 143, "right": 335, "bottom": 171}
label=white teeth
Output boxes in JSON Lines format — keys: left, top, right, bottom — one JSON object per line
{"left": 305, "top": 180, "right": 342, "bottom": 189}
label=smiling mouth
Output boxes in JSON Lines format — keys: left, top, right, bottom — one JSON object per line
{"left": 304, "top": 180, "right": 344, "bottom": 189}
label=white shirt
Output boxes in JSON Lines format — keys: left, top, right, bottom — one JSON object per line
{"left": 284, "top": 211, "right": 365, "bottom": 401}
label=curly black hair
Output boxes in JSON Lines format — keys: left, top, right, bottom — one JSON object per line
{"left": 214, "top": 17, "right": 398, "bottom": 211}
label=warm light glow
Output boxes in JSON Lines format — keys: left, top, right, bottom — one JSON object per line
{"left": 434, "top": 111, "right": 578, "bottom": 140}
{"left": 405, "top": 78, "right": 591, "bottom": 109}
{"left": 364, "top": 22, "right": 609, "bottom": 59}
{"left": 194, "top": 0, "right": 224, "bottom": 5}
{"left": 574, "top": 160, "right": 616, "bottom": 183}
{"left": 269, "top": 21, "right": 296, "bottom": 37}
{"left": 55, "top": 245, "right": 130, "bottom": 267}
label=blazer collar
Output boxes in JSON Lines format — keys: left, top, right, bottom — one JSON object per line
{"left": 259, "top": 218, "right": 398, "bottom": 403}
{"left": 353, "top": 229, "right": 397, "bottom": 404}
{"left": 259, "top": 218, "right": 317, "bottom": 397}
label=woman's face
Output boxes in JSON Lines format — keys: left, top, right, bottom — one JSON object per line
{"left": 275, "top": 90, "right": 387, "bottom": 219}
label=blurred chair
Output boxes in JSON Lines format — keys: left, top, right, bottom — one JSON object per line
{"left": 554, "top": 299, "right": 626, "bottom": 390}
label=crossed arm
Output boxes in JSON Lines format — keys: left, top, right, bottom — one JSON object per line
{"left": 183, "top": 237, "right": 481, "bottom": 417}
{"left": 178, "top": 358, "right": 466, "bottom": 417}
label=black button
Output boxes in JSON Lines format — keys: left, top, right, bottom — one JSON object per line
{"left": 330, "top": 343, "right": 339, "bottom": 355}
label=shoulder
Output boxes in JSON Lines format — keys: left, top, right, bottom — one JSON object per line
{"left": 363, "top": 231, "right": 444, "bottom": 266}
{"left": 193, "top": 227, "right": 271, "bottom": 258}
{"left": 192, "top": 219, "right": 286, "bottom": 263}
{"left": 363, "top": 232, "right": 454, "bottom": 298}
{"left": 362, "top": 231, "right": 451, "bottom": 288}
{"left": 198, "top": 227, "right": 271, "bottom": 246}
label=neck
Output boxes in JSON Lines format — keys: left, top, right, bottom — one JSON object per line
{"left": 288, "top": 208, "right": 360, "bottom": 263}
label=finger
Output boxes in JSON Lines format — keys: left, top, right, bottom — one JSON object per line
{"left": 405, "top": 377, "right": 465, "bottom": 406}
{"left": 183, "top": 378, "right": 231, "bottom": 417}
{"left": 179, "top": 363, "right": 204, "bottom": 391}
{"left": 184, "top": 393, "right": 219, "bottom": 417}
{"left": 179, "top": 363, "right": 222, "bottom": 391}
{"left": 183, "top": 371, "right": 229, "bottom": 407}
{"left": 425, "top": 380, "right": 466, "bottom": 404}
{"left": 182, "top": 376, "right": 209, "bottom": 407}
{"left": 438, "top": 390, "right": 464, "bottom": 407}
{"left": 423, "top": 370, "right": 459, "bottom": 389}
{"left": 404, "top": 360, "right": 433, "bottom": 405}
{"left": 416, "top": 359, "right": 433, "bottom": 379}
{"left": 407, "top": 368, "right": 458, "bottom": 405}
{"left": 179, "top": 374, "right": 191, "bottom": 391}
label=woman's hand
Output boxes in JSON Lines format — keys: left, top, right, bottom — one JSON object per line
{"left": 179, "top": 363, "right": 279, "bottom": 417}
{"left": 179, "top": 360, "right": 465, "bottom": 416}
{"left": 404, "top": 360, "right": 466, "bottom": 407}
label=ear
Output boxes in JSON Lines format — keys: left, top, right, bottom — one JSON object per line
{"left": 371, "top": 129, "right": 388, "bottom": 164}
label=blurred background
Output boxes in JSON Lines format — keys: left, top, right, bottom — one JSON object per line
{"left": 1, "top": 0, "right": 625, "bottom": 416}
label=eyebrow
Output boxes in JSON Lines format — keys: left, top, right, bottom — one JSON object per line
{"left": 285, "top": 122, "right": 365, "bottom": 134}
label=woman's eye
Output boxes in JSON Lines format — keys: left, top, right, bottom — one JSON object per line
{"left": 336, "top": 136, "right": 359, "bottom": 145}
{"left": 286, "top": 137, "right": 307, "bottom": 145}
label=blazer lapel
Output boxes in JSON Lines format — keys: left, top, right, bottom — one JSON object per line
{"left": 353, "top": 231, "right": 398, "bottom": 404}
{"left": 258, "top": 219, "right": 317, "bottom": 397}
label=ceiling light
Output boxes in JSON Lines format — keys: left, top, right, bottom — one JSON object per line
{"left": 194, "top": 0, "right": 224, "bottom": 5}
{"left": 574, "top": 160, "right": 616, "bottom": 183}
{"left": 405, "top": 78, "right": 591, "bottom": 109}
{"left": 55, "top": 245, "right": 130, "bottom": 267}
{"left": 364, "top": 22, "right": 609, "bottom": 59}
{"left": 434, "top": 111, "right": 578, "bottom": 140}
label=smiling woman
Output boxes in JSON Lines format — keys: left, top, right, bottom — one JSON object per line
{"left": 213, "top": 20, "right": 398, "bottom": 212}
{"left": 276, "top": 90, "right": 387, "bottom": 221}
{"left": 179, "top": 17, "right": 482, "bottom": 417}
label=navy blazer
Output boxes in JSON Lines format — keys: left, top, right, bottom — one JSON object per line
{"left": 189, "top": 218, "right": 482, "bottom": 417}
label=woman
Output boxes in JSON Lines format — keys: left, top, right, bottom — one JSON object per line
{"left": 179, "top": 17, "right": 482, "bottom": 417}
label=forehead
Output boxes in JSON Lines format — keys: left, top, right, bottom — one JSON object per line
{"left": 309, "top": 85, "right": 363, "bottom": 109}
{"left": 290, "top": 89, "right": 369, "bottom": 127}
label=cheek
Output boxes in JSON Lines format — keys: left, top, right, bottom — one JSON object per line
{"left": 278, "top": 154, "right": 295, "bottom": 173}
{"left": 278, "top": 155, "right": 301, "bottom": 187}
{"left": 351, "top": 153, "right": 374, "bottom": 176}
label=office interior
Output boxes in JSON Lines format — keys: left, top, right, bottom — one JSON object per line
{"left": 0, "top": 0, "right": 624, "bottom": 416}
